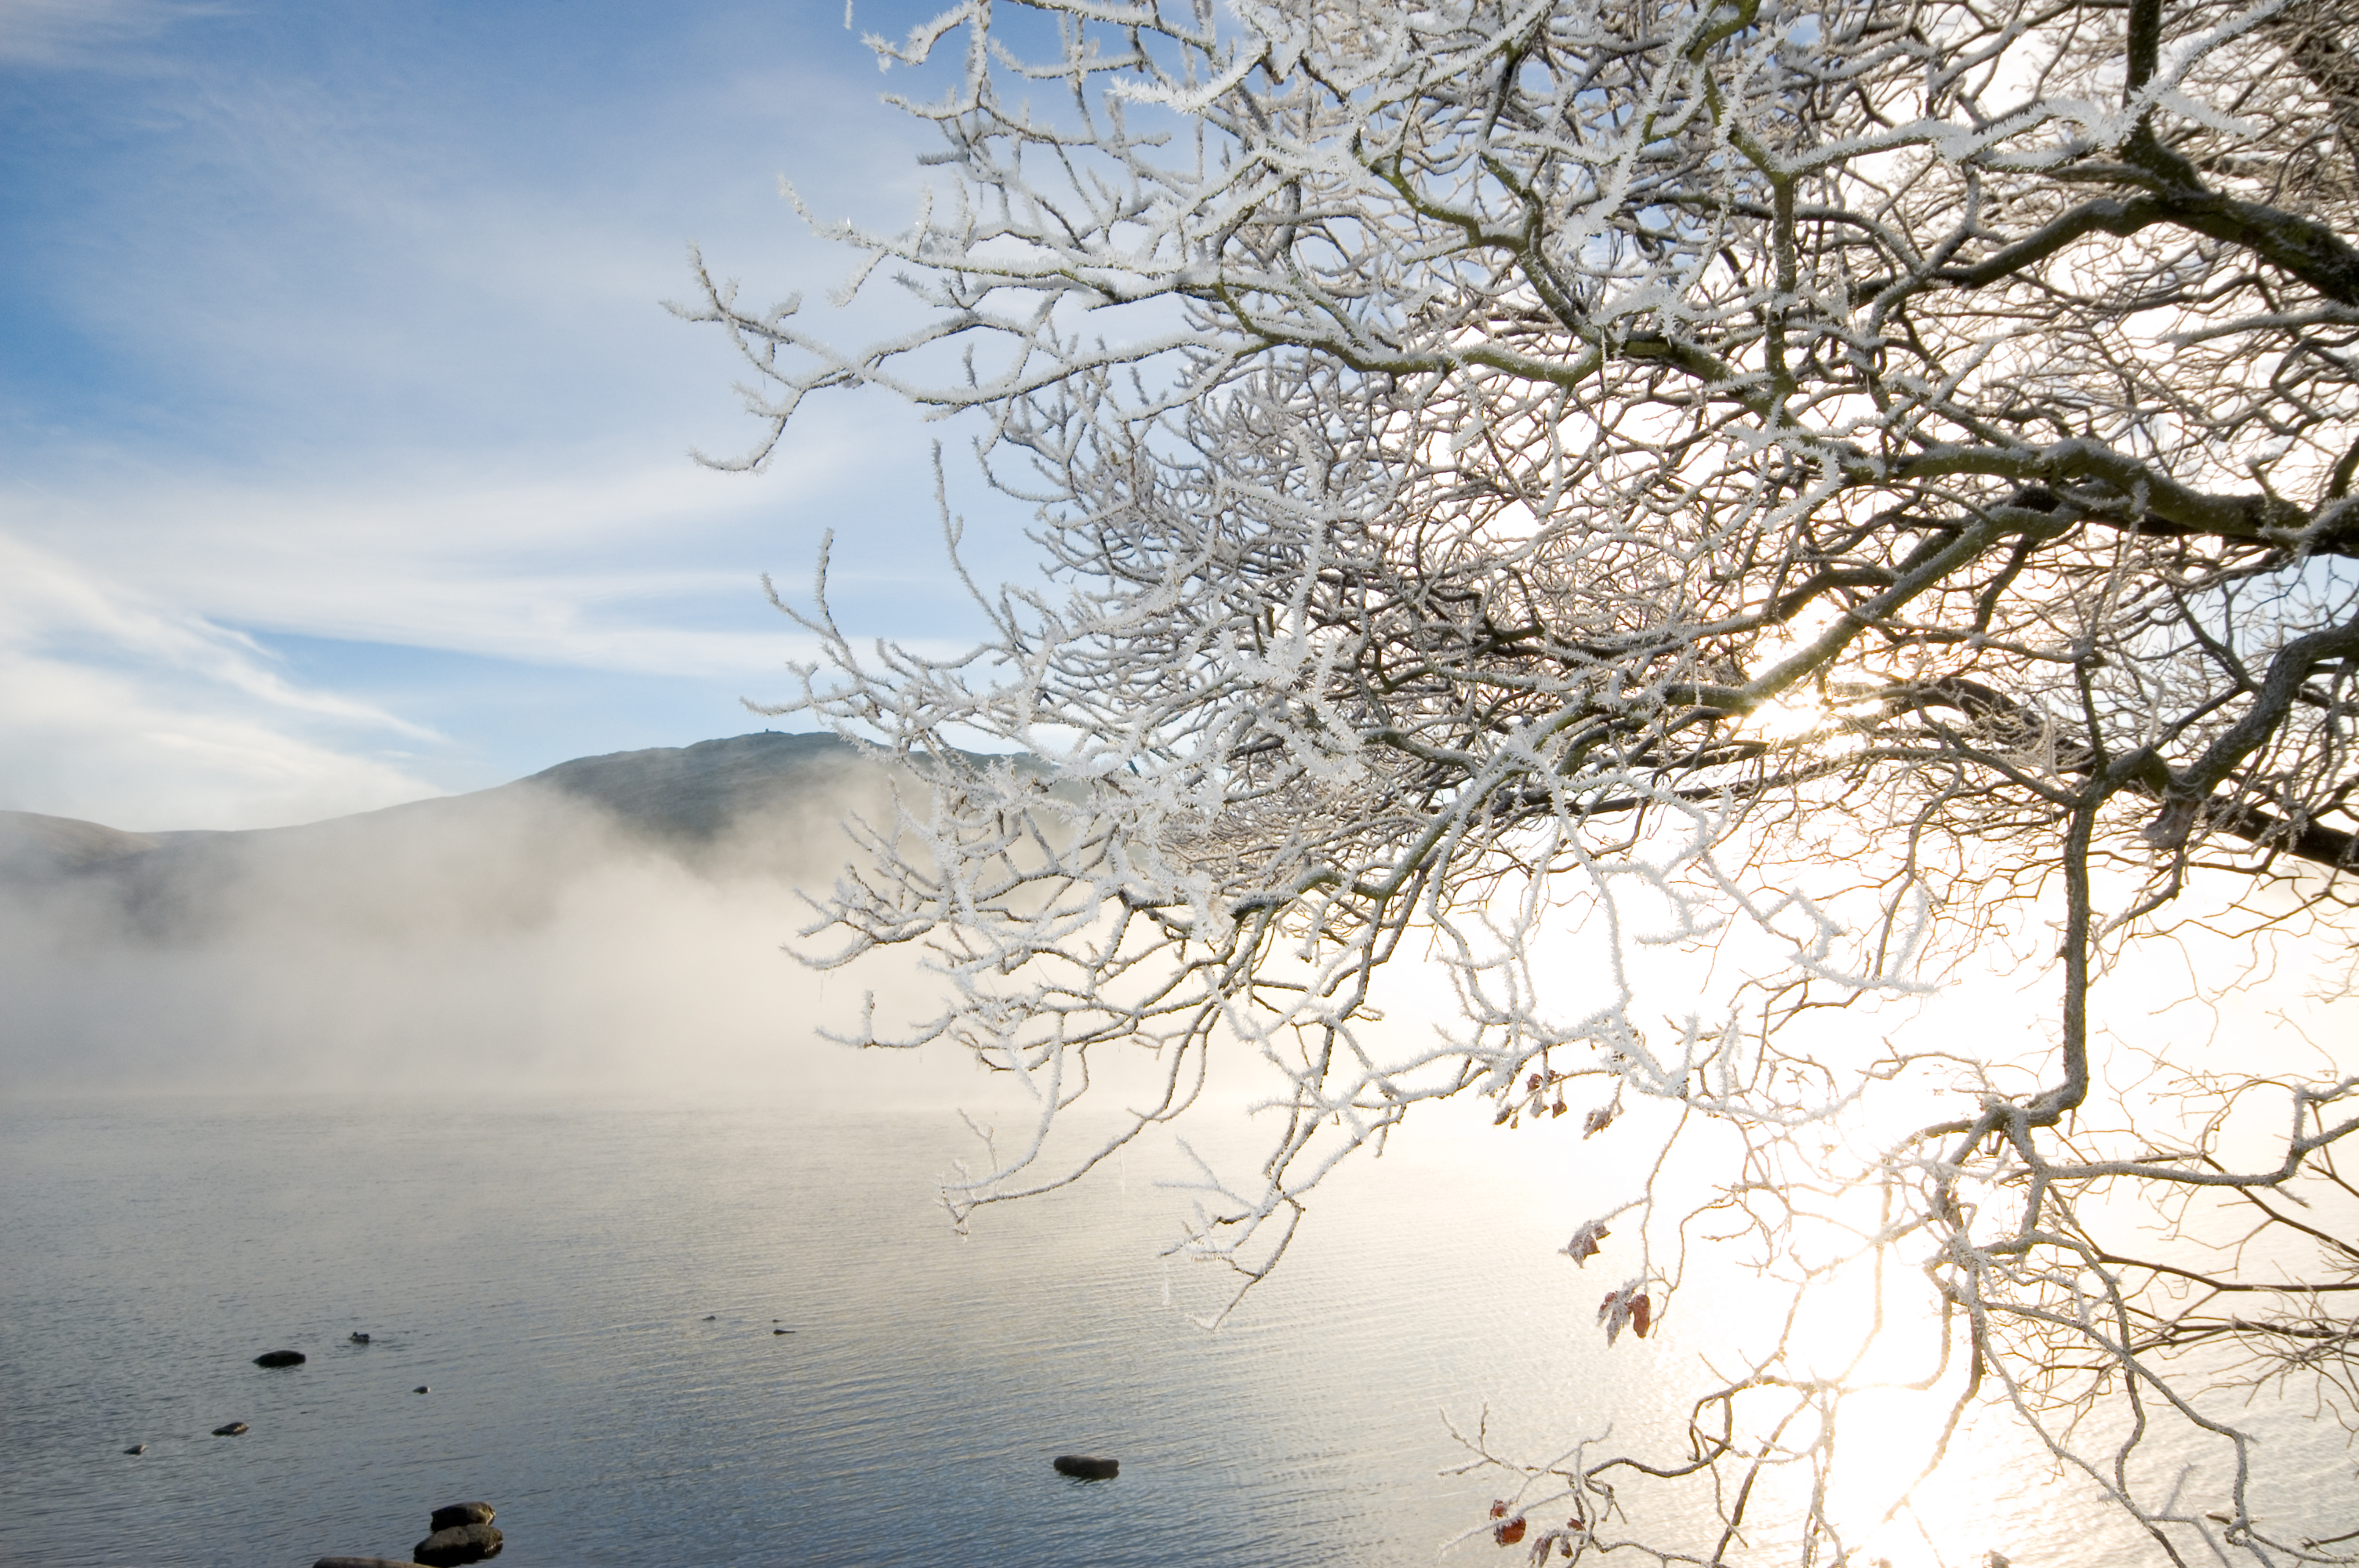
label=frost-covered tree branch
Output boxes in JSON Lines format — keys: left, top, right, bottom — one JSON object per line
{"left": 688, "top": 0, "right": 2359, "bottom": 1557}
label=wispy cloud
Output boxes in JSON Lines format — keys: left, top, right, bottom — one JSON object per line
{"left": 0, "top": 653, "right": 441, "bottom": 830}
{"left": 0, "top": 0, "right": 221, "bottom": 69}
{"left": 0, "top": 535, "right": 445, "bottom": 828}
{"left": 0, "top": 532, "right": 437, "bottom": 731}
{"left": 2, "top": 439, "right": 991, "bottom": 677}
{"left": 0, "top": 442, "right": 1002, "bottom": 826}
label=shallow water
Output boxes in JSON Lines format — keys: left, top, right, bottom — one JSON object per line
{"left": 1, "top": 1101, "right": 2346, "bottom": 1566}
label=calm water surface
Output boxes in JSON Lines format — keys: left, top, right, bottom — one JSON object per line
{"left": 3, "top": 1101, "right": 1609, "bottom": 1567}
{"left": 2, "top": 1101, "right": 2345, "bottom": 1566}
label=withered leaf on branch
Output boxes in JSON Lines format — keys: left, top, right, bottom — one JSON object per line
{"left": 1598, "top": 1281, "right": 1648, "bottom": 1346}
{"left": 1562, "top": 1220, "right": 1609, "bottom": 1264}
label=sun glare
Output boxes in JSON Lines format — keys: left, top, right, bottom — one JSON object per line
{"left": 1747, "top": 695, "right": 1834, "bottom": 741}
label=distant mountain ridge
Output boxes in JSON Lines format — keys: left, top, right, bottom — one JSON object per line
{"left": 0, "top": 732, "right": 889, "bottom": 938}
{"left": 2, "top": 732, "right": 856, "bottom": 873}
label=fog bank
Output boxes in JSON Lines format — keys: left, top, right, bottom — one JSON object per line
{"left": 0, "top": 735, "right": 969, "bottom": 1103}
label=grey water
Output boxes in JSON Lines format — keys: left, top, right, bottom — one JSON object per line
{"left": 1, "top": 1100, "right": 1612, "bottom": 1568}
{"left": 3, "top": 1101, "right": 2350, "bottom": 1566}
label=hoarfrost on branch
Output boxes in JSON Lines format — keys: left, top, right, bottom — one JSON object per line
{"left": 683, "top": 0, "right": 2359, "bottom": 1556}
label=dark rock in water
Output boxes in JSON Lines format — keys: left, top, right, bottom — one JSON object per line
{"left": 702, "top": 1314, "right": 716, "bottom": 1320}
{"left": 315, "top": 1558, "right": 420, "bottom": 1567}
{"left": 428, "top": 1503, "right": 495, "bottom": 1531}
{"left": 253, "top": 1349, "right": 306, "bottom": 1368}
{"left": 1052, "top": 1454, "right": 1119, "bottom": 1480}
{"left": 772, "top": 1327, "right": 794, "bottom": 1335}
{"left": 413, "top": 1385, "right": 430, "bottom": 1394}
{"left": 350, "top": 1332, "right": 371, "bottom": 1344}
{"left": 212, "top": 1422, "right": 249, "bottom": 1436}
{"left": 122, "top": 1443, "right": 146, "bottom": 1455}
{"left": 412, "top": 1521, "right": 503, "bottom": 1565}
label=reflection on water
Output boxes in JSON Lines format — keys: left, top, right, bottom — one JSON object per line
{"left": 0, "top": 1102, "right": 2344, "bottom": 1566}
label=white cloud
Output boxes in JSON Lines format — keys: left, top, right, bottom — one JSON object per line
{"left": 0, "top": 436, "right": 1005, "bottom": 827}
{"left": 0, "top": 533, "right": 443, "bottom": 828}
{"left": 1, "top": 432, "right": 988, "bottom": 679}
{"left": 0, "top": 532, "right": 436, "bottom": 729}
{"left": 0, "top": 655, "right": 439, "bottom": 830}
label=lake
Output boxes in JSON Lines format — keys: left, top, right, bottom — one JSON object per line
{"left": 2, "top": 1099, "right": 1616, "bottom": 1566}
{"left": 1, "top": 1100, "right": 2344, "bottom": 1565}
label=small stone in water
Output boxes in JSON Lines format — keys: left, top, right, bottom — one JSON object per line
{"left": 350, "top": 1332, "right": 371, "bottom": 1344}
{"left": 122, "top": 1443, "right": 146, "bottom": 1455}
{"left": 413, "top": 1385, "right": 430, "bottom": 1394}
{"left": 212, "top": 1422, "right": 249, "bottom": 1436}
{"left": 253, "top": 1349, "right": 305, "bottom": 1368}
{"left": 412, "top": 1522, "right": 502, "bottom": 1566}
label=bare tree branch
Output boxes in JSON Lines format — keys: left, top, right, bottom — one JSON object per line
{"left": 693, "top": 0, "right": 2359, "bottom": 1557}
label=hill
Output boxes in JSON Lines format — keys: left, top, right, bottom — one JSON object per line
{"left": 0, "top": 732, "right": 987, "bottom": 1098}
{"left": 0, "top": 732, "right": 889, "bottom": 939}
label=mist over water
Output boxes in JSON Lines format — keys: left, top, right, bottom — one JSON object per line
{"left": 0, "top": 736, "right": 959, "bottom": 1103}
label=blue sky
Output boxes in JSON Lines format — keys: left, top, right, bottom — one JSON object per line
{"left": 2, "top": 0, "right": 1030, "bottom": 829}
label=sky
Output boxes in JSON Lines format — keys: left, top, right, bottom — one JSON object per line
{"left": 2, "top": 0, "right": 1032, "bottom": 830}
